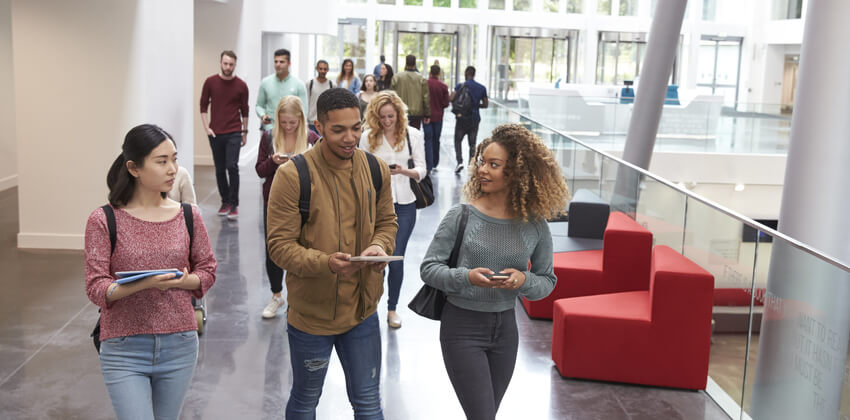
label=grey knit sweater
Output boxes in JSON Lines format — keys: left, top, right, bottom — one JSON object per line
{"left": 420, "top": 204, "right": 556, "bottom": 313}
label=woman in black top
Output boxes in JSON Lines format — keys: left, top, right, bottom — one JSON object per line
{"left": 377, "top": 63, "right": 394, "bottom": 91}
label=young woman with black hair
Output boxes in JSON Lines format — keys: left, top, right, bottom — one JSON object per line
{"left": 84, "top": 124, "right": 217, "bottom": 420}
{"left": 377, "top": 63, "right": 394, "bottom": 92}
{"left": 337, "top": 58, "right": 362, "bottom": 94}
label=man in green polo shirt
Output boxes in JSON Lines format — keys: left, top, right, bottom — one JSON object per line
{"left": 256, "top": 48, "right": 308, "bottom": 132}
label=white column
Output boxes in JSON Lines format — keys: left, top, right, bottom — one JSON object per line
{"left": 14, "top": 0, "right": 194, "bottom": 249}
{"left": 366, "top": 16, "right": 377, "bottom": 70}
{"left": 0, "top": 0, "right": 15, "bottom": 192}
{"left": 750, "top": 1, "right": 850, "bottom": 418}
{"left": 621, "top": 0, "right": 688, "bottom": 169}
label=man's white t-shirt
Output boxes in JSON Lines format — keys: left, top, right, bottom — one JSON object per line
{"left": 308, "top": 79, "right": 333, "bottom": 123}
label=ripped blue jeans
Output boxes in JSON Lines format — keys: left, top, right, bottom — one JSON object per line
{"left": 286, "top": 313, "right": 383, "bottom": 419}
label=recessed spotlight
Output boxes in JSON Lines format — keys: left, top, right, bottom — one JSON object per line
{"left": 734, "top": 183, "right": 745, "bottom": 192}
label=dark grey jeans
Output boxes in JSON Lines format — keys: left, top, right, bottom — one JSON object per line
{"left": 440, "top": 301, "right": 518, "bottom": 420}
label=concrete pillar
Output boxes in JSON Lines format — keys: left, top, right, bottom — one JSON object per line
{"left": 14, "top": 0, "right": 194, "bottom": 249}
{"left": 611, "top": 0, "right": 687, "bottom": 211}
{"left": 750, "top": 1, "right": 850, "bottom": 418}
{"left": 621, "top": 0, "right": 687, "bottom": 170}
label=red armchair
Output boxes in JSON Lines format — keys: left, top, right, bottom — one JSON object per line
{"left": 551, "top": 245, "right": 715, "bottom": 390}
{"left": 522, "top": 212, "right": 653, "bottom": 319}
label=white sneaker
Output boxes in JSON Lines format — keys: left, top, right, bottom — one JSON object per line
{"left": 262, "top": 296, "right": 285, "bottom": 319}
{"left": 387, "top": 311, "right": 402, "bottom": 329}
{"left": 454, "top": 163, "right": 464, "bottom": 174}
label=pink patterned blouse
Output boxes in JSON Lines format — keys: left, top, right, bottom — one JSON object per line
{"left": 84, "top": 205, "right": 217, "bottom": 341}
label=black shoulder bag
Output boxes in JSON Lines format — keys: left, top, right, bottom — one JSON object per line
{"left": 408, "top": 204, "right": 468, "bottom": 320}
{"left": 406, "top": 132, "right": 434, "bottom": 209}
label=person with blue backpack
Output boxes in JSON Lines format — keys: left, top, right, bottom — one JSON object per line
{"left": 84, "top": 124, "right": 217, "bottom": 420}
{"left": 451, "top": 66, "right": 488, "bottom": 174}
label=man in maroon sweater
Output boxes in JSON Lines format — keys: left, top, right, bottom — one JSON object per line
{"left": 424, "top": 64, "right": 449, "bottom": 172}
{"left": 200, "top": 50, "right": 250, "bottom": 220}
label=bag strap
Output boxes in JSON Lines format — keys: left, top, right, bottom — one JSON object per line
{"left": 365, "top": 151, "right": 382, "bottom": 197}
{"left": 101, "top": 204, "right": 194, "bottom": 255}
{"left": 101, "top": 205, "right": 116, "bottom": 254}
{"left": 292, "top": 154, "right": 311, "bottom": 228}
{"left": 293, "top": 152, "right": 382, "bottom": 228}
{"left": 181, "top": 203, "right": 194, "bottom": 252}
{"left": 448, "top": 204, "right": 469, "bottom": 268}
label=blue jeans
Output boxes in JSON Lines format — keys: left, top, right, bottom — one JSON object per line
{"left": 387, "top": 202, "right": 417, "bottom": 311}
{"left": 286, "top": 314, "right": 383, "bottom": 419}
{"left": 423, "top": 120, "right": 443, "bottom": 171}
{"left": 99, "top": 331, "right": 199, "bottom": 420}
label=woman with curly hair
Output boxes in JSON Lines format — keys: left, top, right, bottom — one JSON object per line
{"left": 420, "top": 123, "right": 569, "bottom": 420}
{"left": 359, "top": 90, "right": 426, "bottom": 329}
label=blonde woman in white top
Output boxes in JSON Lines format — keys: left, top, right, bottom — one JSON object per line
{"left": 359, "top": 90, "right": 426, "bottom": 328}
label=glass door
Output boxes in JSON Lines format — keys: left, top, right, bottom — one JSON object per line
{"left": 696, "top": 35, "right": 743, "bottom": 106}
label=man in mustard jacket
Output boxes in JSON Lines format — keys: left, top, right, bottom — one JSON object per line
{"left": 267, "top": 88, "right": 397, "bottom": 419}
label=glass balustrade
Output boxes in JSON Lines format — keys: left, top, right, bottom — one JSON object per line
{"left": 480, "top": 101, "right": 850, "bottom": 420}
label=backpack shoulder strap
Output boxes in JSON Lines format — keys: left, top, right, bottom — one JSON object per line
{"left": 309, "top": 79, "right": 313, "bottom": 94}
{"left": 364, "top": 151, "right": 382, "bottom": 200}
{"left": 448, "top": 204, "right": 469, "bottom": 268}
{"left": 292, "top": 154, "right": 311, "bottom": 228}
{"left": 181, "top": 203, "right": 194, "bottom": 252}
{"left": 329, "top": 80, "right": 334, "bottom": 88}
{"left": 100, "top": 205, "right": 117, "bottom": 255}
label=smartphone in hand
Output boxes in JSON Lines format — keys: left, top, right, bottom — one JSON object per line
{"left": 486, "top": 274, "right": 510, "bottom": 280}
{"left": 388, "top": 164, "right": 398, "bottom": 169}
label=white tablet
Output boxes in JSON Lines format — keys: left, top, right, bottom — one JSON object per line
{"left": 349, "top": 256, "right": 404, "bottom": 262}
{"left": 116, "top": 268, "right": 181, "bottom": 278}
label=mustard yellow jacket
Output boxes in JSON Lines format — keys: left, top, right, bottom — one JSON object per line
{"left": 266, "top": 140, "right": 398, "bottom": 334}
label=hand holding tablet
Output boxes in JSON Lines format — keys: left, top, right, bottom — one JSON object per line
{"left": 348, "top": 256, "right": 403, "bottom": 262}
{"left": 115, "top": 269, "right": 183, "bottom": 284}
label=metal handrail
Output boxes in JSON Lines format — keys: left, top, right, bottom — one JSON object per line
{"left": 490, "top": 100, "right": 850, "bottom": 273}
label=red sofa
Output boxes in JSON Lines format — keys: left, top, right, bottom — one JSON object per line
{"left": 522, "top": 212, "right": 653, "bottom": 319}
{"left": 551, "top": 245, "right": 715, "bottom": 390}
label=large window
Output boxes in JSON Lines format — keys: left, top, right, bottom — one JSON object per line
{"left": 696, "top": 35, "right": 743, "bottom": 105}
{"left": 491, "top": 27, "right": 578, "bottom": 101}
{"left": 596, "top": 32, "right": 646, "bottom": 85}
{"left": 773, "top": 0, "right": 802, "bottom": 19}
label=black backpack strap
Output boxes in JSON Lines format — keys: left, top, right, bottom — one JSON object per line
{"left": 181, "top": 203, "right": 194, "bottom": 253}
{"left": 364, "top": 151, "right": 382, "bottom": 200}
{"left": 101, "top": 205, "right": 117, "bottom": 255}
{"left": 448, "top": 204, "right": 469, "bottom": 268}
{"left": 309, "top": 79, "right": 313, "bottom": 94}
{"left": 292, "top": 154, "right": 311, "bottom": 228}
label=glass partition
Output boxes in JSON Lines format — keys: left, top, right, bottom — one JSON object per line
{"left": 522, "top": 89, "right": 792, "bottom": 155}
{"left": 484, "top": 101, "right": 850, "bottom": 420}
{"left": 635, "top": 175, "right": 686, "bottom": 252}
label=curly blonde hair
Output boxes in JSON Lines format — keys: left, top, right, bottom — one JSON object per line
{"left": 364, "top": 91, "right": 408, "bottom": 153}
{"left": 463, "top": 124, "right": 571, "bottom": 222}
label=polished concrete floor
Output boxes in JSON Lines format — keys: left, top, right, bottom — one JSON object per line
{"left": 0, "top": 116, "right": 732, "bottom": 419}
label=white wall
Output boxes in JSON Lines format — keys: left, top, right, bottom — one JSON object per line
{"left": 14, "top": 0, "right": 194, "bottom": 249}
{"left": 0, "top": 0, "right": 16, "bottom": 191}
{"left": 193, "top": 0, "right": 335, "bottom": 167}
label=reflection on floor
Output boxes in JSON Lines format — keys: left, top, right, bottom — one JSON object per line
{"left": 0, "top": 115, "right": 731, "bottom": 419}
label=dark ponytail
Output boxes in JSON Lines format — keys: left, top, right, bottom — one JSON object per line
{"left": 106, "top": 124, "right": 175, "bottom": 207}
